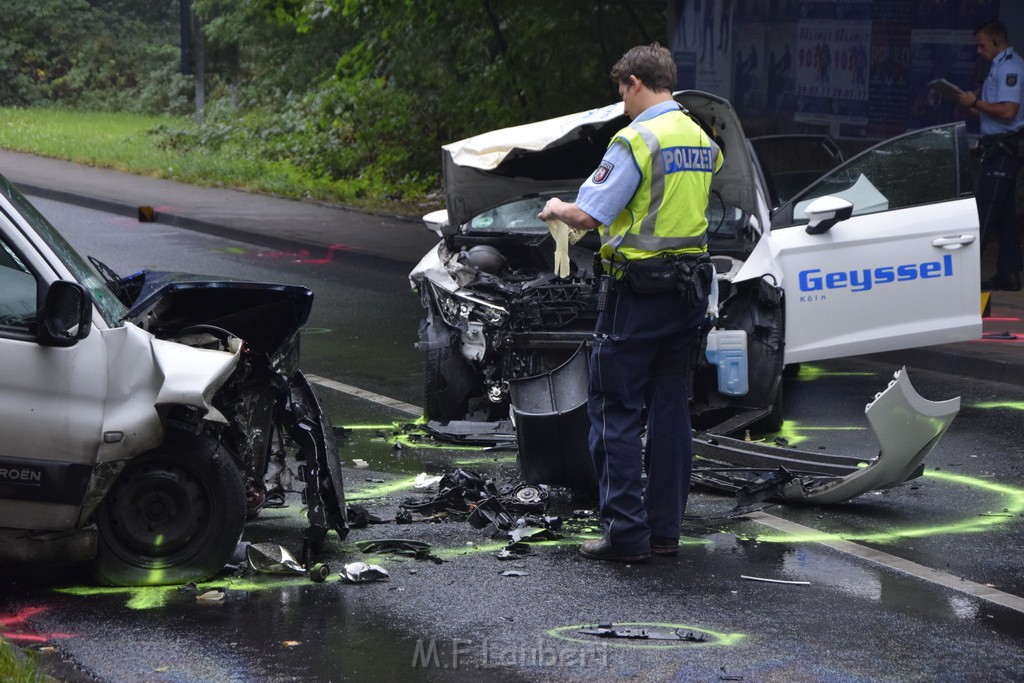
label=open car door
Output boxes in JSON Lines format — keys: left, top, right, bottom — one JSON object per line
{"left": 738, "top": 123, "right": 981, "bottom": 364}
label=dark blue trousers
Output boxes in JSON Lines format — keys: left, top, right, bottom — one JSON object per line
{"left": 588, "top": 285, "right": 707, "bottom": 553}
{"left": 977, "top": 146, "right": 1023, "bottom": 277}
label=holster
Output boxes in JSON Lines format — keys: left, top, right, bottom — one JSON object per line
{"left": 623, "top": 255, "right": 714, "bottom": 305}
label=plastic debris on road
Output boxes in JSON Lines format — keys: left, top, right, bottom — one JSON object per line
{"left": 340, "top": 562, "right": 390, "bottom": 583}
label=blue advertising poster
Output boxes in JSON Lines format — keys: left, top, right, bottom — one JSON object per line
{"left": 669, "top": 0, "right": 1002, "bottom": 136}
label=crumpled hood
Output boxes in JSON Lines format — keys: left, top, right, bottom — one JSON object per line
{"left": 98, "top": 323, "right": 240, "bottom": 461}
{"left": 440, "top": 91, "right": 760, "bottom": 229}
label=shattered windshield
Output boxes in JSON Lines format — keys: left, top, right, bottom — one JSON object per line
{"left": 468, "top": 196, "right": 551, "bottom": 234}
{"left": 468, "top": 192, "right": 581, "bottom": 235}
{"left": 0, "top": 175, "right": 128, "bottom": 326}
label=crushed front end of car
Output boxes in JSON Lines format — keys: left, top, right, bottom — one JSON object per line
{"left": 410, "top": 91, "right": 966, "bottom": 504}
{"left": 410, "top": 91, "right": 784, "bottom": 432}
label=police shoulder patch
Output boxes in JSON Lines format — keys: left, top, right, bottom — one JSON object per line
{"left": 593, "top": 161, "right": 614, "bottom": 184}
{"left": 1008, "top": 73, "right": 1018, "bottom": 87}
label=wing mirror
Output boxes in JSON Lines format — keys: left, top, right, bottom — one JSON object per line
{"left": 38, "top": 281, "right": 92, "bottom": 347}
{"left": 423, "top": 209, "right": 457, "bottom": 238}
{"left": 804, "top": 196, "right": 854, "bottom": 235}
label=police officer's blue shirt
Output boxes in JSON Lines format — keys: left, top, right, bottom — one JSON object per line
{"left": 980, "top": 47, "right": 1024, "bottom": 136}
{"left": 576, "top": 101, "right": 681, "bottom": 226}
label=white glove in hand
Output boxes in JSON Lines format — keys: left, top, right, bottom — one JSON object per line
{"left": 546, "top": 219, "right": 571, "bottom": 278}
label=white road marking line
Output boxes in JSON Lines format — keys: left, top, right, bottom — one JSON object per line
{"left": 305, "top": 374, "right": 422, "bottom": 416}
{"left": 747, "top": 511, "right": 1024, "bottom": 614}
{"left": 308, "top": 373, "right": 1024, "bottom": 613}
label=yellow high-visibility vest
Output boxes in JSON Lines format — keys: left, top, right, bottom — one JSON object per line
{"left": 600, "top": 108, "right": 722, "bottom": 263}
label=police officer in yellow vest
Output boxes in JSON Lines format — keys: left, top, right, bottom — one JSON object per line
{"left": 539, "top": 43, "right": 722, "bottom": 563}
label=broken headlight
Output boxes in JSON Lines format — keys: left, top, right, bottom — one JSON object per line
{"left": 429, "top": 281, "right": 508, "bottom": 329}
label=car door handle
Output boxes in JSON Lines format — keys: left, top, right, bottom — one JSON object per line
{"left": 932, "top": 235, "right": 976, "bottom": 249}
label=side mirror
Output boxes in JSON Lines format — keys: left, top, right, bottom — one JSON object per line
{"left": 804, "top": 196, "right": 854, "bottom": 235}
{"left": 38, "top": 281, "right": 92, "bottom": 347}
{"left": 422, "top": 209, "right": 457, "bottom": 238}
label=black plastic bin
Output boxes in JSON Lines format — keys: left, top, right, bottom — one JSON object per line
{"left": 509, "top": 345, "right": 597, "bottom": 490}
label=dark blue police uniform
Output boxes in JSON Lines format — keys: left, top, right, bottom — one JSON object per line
{"left": 977, "top": 47, "right": 1024, "bottom": 288}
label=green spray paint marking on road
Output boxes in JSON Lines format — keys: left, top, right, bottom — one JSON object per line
{"left": 58, "top": 576, "right": 341, "bottom": 610}
{"left": 792, "top": 364, "right": 876, "bottom": 382}
{"left": 547, "top": 623, "right": 746, "bottom": 649}
{"left": 974, "top": 401, "right": 1024, "bottom": 412}
{"left": 747, "top": 469, "right": 1024, "bottom": 543}
{"left": 347, "top": 475, "right": 422, "bottom": 501}
{"left": 381, "top": 432, "right": 482, "bottom": 451}
{"left": 769, "top": 419, "right": 865, "bottom": 446}
{"left": 342, "top": 424, "right": 406, "bottom": 431}
{"left": 452, "top": 455, "right": 517, "bottom": 467}
{"left": 344, "top": 419, "right": 498, "bottom": 451}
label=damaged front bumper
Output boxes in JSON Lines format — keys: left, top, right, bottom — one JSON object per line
{"left": 691, "top": 367, "right": 959, "bottom": 504}
{"left": 509, "top": 359, "right": 959, "bottom": 505}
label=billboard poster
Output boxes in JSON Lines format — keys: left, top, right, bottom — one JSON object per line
{"left": 667, "top": 0, "right": 1002, "bottom": 137}
{"left": 794, "top": 20, "right": 871, "bottom": 127}
{"left": 868, "top": 20, "right": 912, "bottom": 137}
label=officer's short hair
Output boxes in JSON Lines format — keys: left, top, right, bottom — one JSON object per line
{"left": 975, "top": 20, "right": 1008, "bottom": 43}
{"left": 611, "top": 43, "right": 676, "bottom": 92}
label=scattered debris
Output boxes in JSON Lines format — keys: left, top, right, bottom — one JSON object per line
{"left": 578, "top": 623, "right": 707, "bottom": 642}
{"left": 741, "top": 575, "right": 810, "bottom": 585}
{"left": 420, "top": 420, "right": 518, "bottom": 449}
{"left": 501, "top": 570, "right": 529, "bottom": 577}
{"left": 352, "top": 459, "right": 369, "bottom": 468}
{"left": 414, "top": 473, "right": 443, "bottom": 489}
{"left": 340, "top": 562, "right": 390, "bottom": 583}
{"left": 355, "top": 539, "right": 444, "bottom": 563}
{"left": 246, "top": 543, "right": 306, "bottom": 575}
{"left": 347, "top": 505, "right": 387, "bottom": 528}
{"left": 495, "top": 545, "right": 533, "bottom": 560}
{"left": 309, "top": 563, "right": 330, "bottom": 582}
{"left": 282, "top": 641, "right": 302, "bottom": 647}
{"left": 245, "top": 543, "right": 331, "bottom": 582}
{"left": 196, "top": 590, "right": 226, "bottom": 602}
{"left": 400, "top": 469, "right": 562, "bottom": 546}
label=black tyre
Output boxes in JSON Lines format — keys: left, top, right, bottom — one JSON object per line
{"left": 753, "top": 381, "right": 785, "bottom": 434}
{"left": 423, "top": 343, "right": 477, "bottom": 422}
{"left": 92, "top": 428, "right": 246, "bottom": 586}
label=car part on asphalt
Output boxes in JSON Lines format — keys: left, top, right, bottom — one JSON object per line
{"left": 579, "top": 624, "right": 708, "bottom": 642}
{"left": 245, "top": 543, "right": 307, "bottom": 575}
{"left": 354, "top": 539, "right": 442, "bottom": 563}
{"left": 340, "top": 562, "right": 389, "bottom": 584}
{"left": 690, "top": 368, "right": 960, "bottom": 504}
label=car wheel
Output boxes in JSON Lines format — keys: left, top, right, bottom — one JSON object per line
{"left": 423, "top": 343, "right": 477, "bottom": 423}
{"left": 92, "top": 428, "right": 246, "bottom": 586}
{"left": 753, "top": 381, "right": 785, "bottom": 434}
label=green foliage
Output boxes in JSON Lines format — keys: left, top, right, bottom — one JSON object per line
{"left": 0, "top": 0, "right": 668, "bottom": 205}
{"left": 0, "top": 0, "right": 180, "bottom": 112}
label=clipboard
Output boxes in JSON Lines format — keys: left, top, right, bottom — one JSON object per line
{"left": 928, "top": 78, "right": 964, "bottom": 103}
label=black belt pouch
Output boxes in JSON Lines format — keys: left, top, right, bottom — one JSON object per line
{"left": 625, "top": 259, "right": 677, "bottom": 293}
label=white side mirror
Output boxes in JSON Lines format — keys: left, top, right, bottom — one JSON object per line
{"left": 422, "top": 209, "right": 450, "bottom": 238}
{"left": 804, "top": 196, "right": 854, "bottom": 235}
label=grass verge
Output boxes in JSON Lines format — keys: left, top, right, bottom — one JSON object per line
{"left": 0, "top": 107, "right": 432, "bottom": 217}
{"left": 0, "top": 637, "right": 49, "bottom": 682}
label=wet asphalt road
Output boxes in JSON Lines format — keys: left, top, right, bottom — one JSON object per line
{"left": 3, "top": 199, "right": 1024, "bottom": 681}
